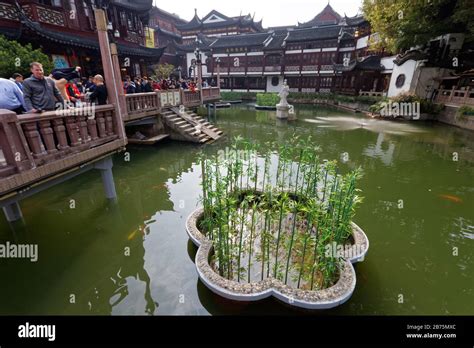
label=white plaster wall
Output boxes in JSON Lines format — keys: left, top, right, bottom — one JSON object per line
{"left": 356, "top": 36, "right": 369, "bottom": 50}
{"left": 266, "top": 76, "right": 284, "bottom": 92}
{"left": 387, "top": 60, "right": 417, "bottom": 97}
{"left": 381, "top": 56, "right": 396, "bottom": 72}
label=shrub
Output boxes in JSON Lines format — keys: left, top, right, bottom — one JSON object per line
{"left": 0, "top": 35, "right": 53, "bottom": 78}
{"left": 220, "top": 91, "right": 257, "bottom": 101}
{"left": 256, "top": 93, "right": 279, "bottom": 106}
{"left": 369, "top": 100, "right": 386, "bottom": 113}
{"left": 390, "top": 92, "right": 421, "bottom": 104}
{"left": 456, "top": 105, "right": 474, "bottom": 122}
{"left": 420, "top": 100, "right": 444, "bottom": 114}
{"left": 221, "top": 91, "right": 243, "bottom": 101}
{"left": 153, "top": 63, "right": 175, "bottom": 79}
{"left": 241, "top": 92, "right": 257, "bottom": 99}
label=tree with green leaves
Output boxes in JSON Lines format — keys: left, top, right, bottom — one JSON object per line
{"left": 0, "top": 35, "right": 53, "bottom": 79}
{"left": 362, "top": 0, "right": 474, "bottom": 53}
{"left": 153, "top": 63, "right": 175, "bottom": 80}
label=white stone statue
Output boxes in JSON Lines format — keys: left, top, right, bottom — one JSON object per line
{"left": 277, "top": 79, "right": 290, "bottom": 107}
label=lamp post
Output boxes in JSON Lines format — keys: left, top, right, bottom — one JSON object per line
{"left": 194, "top": 48, "right": 202, "bottom": 82}
{"left": 191, "top": 61, "right": 197, "bottom": 82}
{"left": 215, "top": 56, "right": 221, "bottom": 89}
{"left": 195, "top": 47, "right": 203, "bottom": 104}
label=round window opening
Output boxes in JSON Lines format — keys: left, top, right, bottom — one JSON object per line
{"left": 395, "top": 74, "right": 406, "bottom": 88}
{"left": 271, "top": 77, "right": 279, "bottom": 86}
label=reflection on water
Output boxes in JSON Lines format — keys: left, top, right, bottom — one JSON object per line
{"left": 0, "top": 104, "right": 473, "bottom": 315}
{"left": 303, "top": 116, "right": 427, "bottom": 135}
{"left": 363, "top": 133, "right": 396, "bottom": 166}
{"left": 456, "top": 217, "right": 474, "bottom": 240}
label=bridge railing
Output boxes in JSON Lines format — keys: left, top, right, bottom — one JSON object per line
{"left": 181, "top": 90, "right": 201, "bottom": 107}
{"left": 124, "top": 87, "right": 221, "bottom": 121}
{"left": 159, "top": 90, "right": 182, "bottom": 108}
{"left": 125, "top": 92, "right": 161, "bottom": 122}
{"left": 202, "top": 87, "right": 221, "bottom": 101}
{"left": 0, "top": 105, "right": 126, "bottom": 196}
{"left": 434, "top": 88, "right": 474, "bottom": 106}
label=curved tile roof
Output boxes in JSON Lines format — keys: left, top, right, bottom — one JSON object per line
{"left": 286, "top": 26, "right": 342, "bottom": 42}
{"left": 209, "top": 32, "right": 271, "bottom": 48}
{"left": 16, "top": 8, "right": 164, "bottom": 59}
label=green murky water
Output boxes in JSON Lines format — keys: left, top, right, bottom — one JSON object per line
{"left": 0, "top": 104, "right": 473, "bottom": 315}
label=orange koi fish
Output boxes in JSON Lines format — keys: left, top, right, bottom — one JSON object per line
{"left": 439, "top": 194, "right": 463, "bottom": 204}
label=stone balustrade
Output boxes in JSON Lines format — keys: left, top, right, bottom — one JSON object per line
{"left": 434, "top": 88, "right": 474, "bottom": 106}
{"left": 0, "top": 105, "right": 126, "bottom": 196}
{"left": 359, "top": 90, "right": 386, "bottom": 97}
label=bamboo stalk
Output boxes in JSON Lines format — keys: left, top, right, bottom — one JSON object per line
{"left": 284, "top": 203, "right": 299, "bottom": 284}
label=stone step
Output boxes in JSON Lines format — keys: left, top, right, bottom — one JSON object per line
{"left": 162, "top": 108, "right": 223, "bottom": 144}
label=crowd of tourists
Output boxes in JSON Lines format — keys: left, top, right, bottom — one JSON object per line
{"left": 0, "top": 61, "right": 213, "bottom": 115}
{"left": 0, "top": 62, "right": 108, "bottom": 114}
{"left": 123, "top": 76, "right": 211, "bottom": 94}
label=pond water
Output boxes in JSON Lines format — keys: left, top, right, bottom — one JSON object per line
{"left": 0, "top": 104, "right": 473, "bottom": 315}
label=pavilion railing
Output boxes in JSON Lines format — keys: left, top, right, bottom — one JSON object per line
{"left": 358, "top": 90, "right": 386, "bottom": 97}
{"left": 0, "top": 105, "right": 126, "bottom": 195}
{"left": 434, "top": 88, "right": 474, "bottom": 106}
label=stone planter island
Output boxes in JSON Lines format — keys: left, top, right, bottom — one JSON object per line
{"left": 186, "top": 137, "right": 369, "bottom": 309}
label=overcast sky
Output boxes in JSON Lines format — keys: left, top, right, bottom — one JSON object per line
{"left": 153, "top": 0, "right": 363, "bottom": 28}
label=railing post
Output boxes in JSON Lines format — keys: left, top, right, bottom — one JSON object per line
{"left": 23, "top": 122, "right": 46, "bottom": 158}
{"left": 94, "top": 9, "right": 126, "bottom": 141}
{"left": 38, "top": 119, "right": 58, "bottom": 153}
{"left": 449, "top": 86, "right": 455, "bottom": 102}
{"left": 180, "top": 89, "right": 184, "bottom": 107}
{"left": 463, "top": 87, "right": 470, "bottom": 104}
{"left": 0, "top": 110, "right": 34, "bottom": 172}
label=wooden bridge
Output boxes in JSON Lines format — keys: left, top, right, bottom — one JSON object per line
{"left": 0, "top": 8, "right": 223, "bottom": 222}
{"left": 0, "top": 105, "right": 126, "bottom": 221}
{"left": 124, "top": 88, "right": 222, "bottom": 144}
{"left": 0, "top": 87, "right": 222, "bottom": 222}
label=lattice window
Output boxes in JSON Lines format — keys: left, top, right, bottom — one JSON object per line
{"left": 22, "top": 5, "right": 34, "bottom": 20}
{"left": 37, "top": 6, "right": 65, "bottom": 26}
{"left": 0, "top": 2, "right": 19, "bottom": 21}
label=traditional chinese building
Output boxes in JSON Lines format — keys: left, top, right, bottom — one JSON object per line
{"left": 148, "top": 6, "right": 186, "bottom": 66}
{"left": 0, "top": 0, "right": 164, "bottom": 78}
{"left": 176, "top": 9, "right": 263, "bottom": 45}
{"left": 178, "top": 4, "right": 385, "bottom": 94}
